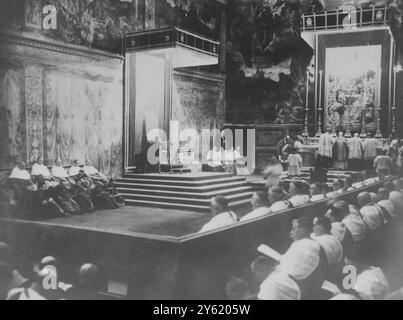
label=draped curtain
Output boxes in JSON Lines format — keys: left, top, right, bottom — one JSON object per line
{"left": 0, "top": 65, "right": 25, "bottom": 170}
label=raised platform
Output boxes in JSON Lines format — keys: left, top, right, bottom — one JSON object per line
{"left": 115, "top": 172, "right": 254, "bottom": 212}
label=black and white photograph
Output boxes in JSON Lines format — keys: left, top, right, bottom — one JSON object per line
{"left": 1, "top": 0, "right": 403, "bottom": 304}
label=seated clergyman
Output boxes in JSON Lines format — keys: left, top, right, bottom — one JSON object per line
{"left": 325, "top": 202, "right": 354, "bottom": 258}
{"left": 51, "top": 160, "right": 69, "bottom": 180}
{"left": 310, "top": 216, "right": 343, "bottom": 268}
{"left": 31, "top": 158, "right": 52, "bottom": 180}
{"left": 240, "top": 192, "right": 272, "bottom": 222}
{"left": 199, "top": 196, "right": 238, "bottom": 233}
{"left": 376, "top": 188, "right": 396, "bottom": 222}
{"left": 9, "top": 161, "right": 30, "bottom": 181}
{"left": 277, "top": 217, "right": 327, "bottom": 300}
{"left": 83, "top": 160, "right": 108, "bottom": 182}
{"left": 69, "top": 160, "right": 82, "bottom": 178}
{"left": 288, "top": 181, "right": 310, "bottom": 207}
{"left": 267, "top": 186, "right": 290, "bottom": 212}
{"left": 357, "top": 192, "right": 384, "bottom": 231}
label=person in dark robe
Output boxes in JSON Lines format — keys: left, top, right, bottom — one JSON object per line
{"left": 55, "top": 183, "right": 82, "bottom": 215}
{"left": 92, "top": 183, "right": 117, "bottom": 210}
{"left": 32, "top": 175, "right": 67, "bottom": 219}
{"left": 332, "top": 132, "right": 349, "bottom": 170}
{"left": 65, "top": 264, "right": 104, "bottom": 300}
{"left": 310, "top": 156, "right": 328, "bottom": 184}
{"left": 71, "top": 171, "right": 95, "bottom": 213}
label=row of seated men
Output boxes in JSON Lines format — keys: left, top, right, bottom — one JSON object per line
{"left": 199, "top": 170, "right": 388, "bottom": 233}
{"left": 0, "top": 158, "right": 124, "bottom": 220}
{"left": 0, "top": 243, "right": 109, "bottom": 300}
{"left": 214, "top": 178, "right": 403, "bottom": 300}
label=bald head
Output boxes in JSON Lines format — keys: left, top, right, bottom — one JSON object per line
{"left": 357, "top": 192, "right": 372, "bottom": 208}
{"left": 210, "top": 196, "right": 229, "bottom": 216}
{"left": 79, "top": 264, "right": 99, "bottom": 288}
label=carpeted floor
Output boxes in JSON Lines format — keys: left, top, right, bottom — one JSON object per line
{"left": 38, "top": 206, "right": 213, "bottom": 237}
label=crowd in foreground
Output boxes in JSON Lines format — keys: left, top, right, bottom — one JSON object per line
{"left": 0, "top": 158, "right": 124, "bottom": 220}
{"left": 199, "top": 174, "right": 403, "bottom": 299}
{"left": 0, "top": 245, "right": 106, "bottom": 300}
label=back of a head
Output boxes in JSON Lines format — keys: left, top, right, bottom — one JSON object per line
{"left": 333, "top": 200, "right": 349, "bottom": 216}
{"left": 268, "top": 186, "right": 284, "bottom": 202}
{"left": 369, "top": 193, "right": 379, "bottom": 204}
{"left": 344, "top": 176, "right": 353, "bottom": 188}
{"left": 328, "top": 200, "right": 349, "bottom": 222}
{"left": 254, "top": 191, "right": 270, "bottom": 207}
{"left": 291, "top": 180, "right": 308, "bottom": 196}
{"left": 357, "top": 192, "right": 371, "bottom": 208}
{"left": 79, "top": 264, "right": 99, "bottom": 289}
{"left": 314, "top": 215, "right": 332, "bottom": 234}
{"left": 213, "top": 196, "right": 229, "bottom": 212}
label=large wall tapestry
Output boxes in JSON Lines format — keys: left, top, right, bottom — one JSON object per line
{"left": 172, "top": 72, "right": 225, "bottom": 152}
{"left": 325, "top": 45, "right": 382, "bottom": 133}
{"left": 42, "top": 69, "right": 123, "bottom": 178}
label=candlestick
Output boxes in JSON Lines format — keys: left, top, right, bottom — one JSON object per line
{"left": 375, "top": 105, "right": 382, "bottom": 138}
{"left": 394, "top": 66, "right": 397, "bottom": 108}
{"left": 303, "top": 71, "right": 309, "bottom": 138}
{"left": 319, "top": 70, "right": 323, "bottom": 109}
{"left": 316, "top": 71, "right": 323, "bottom": 137}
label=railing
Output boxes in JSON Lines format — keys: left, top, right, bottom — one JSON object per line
{"left": 302, "top": 5, "right": 390, "bottom": 32}
{"left": 124, "top": 27, "right": 219, "bottom": 57}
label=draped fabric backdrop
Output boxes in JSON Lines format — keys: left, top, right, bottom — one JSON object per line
{"left": 0, "top": 64, "right": 26, "bottom": 170}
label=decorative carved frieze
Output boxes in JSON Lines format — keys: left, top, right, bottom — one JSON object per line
{"left": 0, "top": 31, "right": 123, "bottom": 66}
